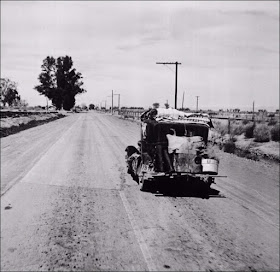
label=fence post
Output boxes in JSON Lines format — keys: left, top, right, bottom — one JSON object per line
{"left": 228, "top": 117, "right": 231, "bottom": 135}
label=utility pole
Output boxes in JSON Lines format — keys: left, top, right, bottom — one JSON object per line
{"left": 111, "top": 90, "right": 114, "bottom": 115}
{"left": 46, "top": 97, "right": 49, "bottom": 112}
{"left": 107, "top": 92, "right": 114, "bottom": 114}
{"left": 182, "top": 91, "right": 185, "bottom": 110}
{"left": 156, "top": 61, "right": 181, "bottom": 109}
{"left": 252, "top": 101, "right": 255, "bottom": 122}
{"left": 196, "top": 96, "right": 199, "bottom": 112}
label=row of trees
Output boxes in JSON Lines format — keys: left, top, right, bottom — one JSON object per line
{"left": 34, "top": 55, "right": 86, "bottom": 110}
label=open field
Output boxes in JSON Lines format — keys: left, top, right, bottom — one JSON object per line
{"left": 211, "top": 119, "right": 280, "bottom": 162}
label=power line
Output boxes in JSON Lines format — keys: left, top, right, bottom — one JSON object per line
{"left": 163, "top": 64, "right": 175, "bottom": 73}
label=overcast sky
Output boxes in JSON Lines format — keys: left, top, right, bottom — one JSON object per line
{"left": 1, "top": 1, "right": 279, "bottom": 110}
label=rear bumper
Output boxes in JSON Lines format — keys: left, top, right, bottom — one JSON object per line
{"left": 144, "top": 171, "right": 225, "bottom": 178}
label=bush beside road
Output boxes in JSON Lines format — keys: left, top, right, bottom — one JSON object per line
{"left": 0, "top": 111, "right": 66, "bottom": 138}
{"left": 210, "top": 119, "right": 280, "bottom": 162}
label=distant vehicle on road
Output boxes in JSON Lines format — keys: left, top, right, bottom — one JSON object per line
{"left": 72, "top": 106, "right": 82, "bottom": 113}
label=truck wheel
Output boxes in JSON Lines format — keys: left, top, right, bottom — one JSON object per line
{"left": 140, "top": 176, "right": 154, "bottom": 192}
{"left": 202, "top": 182, "right": 211, "bottom": 199}
{"left": 140, "top": 176, "right": 147, "bottom": 191}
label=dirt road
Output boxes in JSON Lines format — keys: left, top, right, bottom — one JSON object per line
{"left": 1, "top": 112, "right": 279, "bottom": 271}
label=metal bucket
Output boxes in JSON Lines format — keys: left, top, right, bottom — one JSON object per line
{"left": 201, "top": 159, "right": 218, "bottom": 174}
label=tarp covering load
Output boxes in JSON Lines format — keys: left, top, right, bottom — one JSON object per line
{"left": 141, "top": 108, "right": 212, "bottom": 145}
{"left": 166, "top": 135, "right": 204, "bottom": 154}
{"left": 141, "top": 108, "right": 214, "bottom": 128}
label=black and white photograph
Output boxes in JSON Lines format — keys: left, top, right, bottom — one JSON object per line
{"left": 1, "top": 1, "right": 279, "bottom": 271}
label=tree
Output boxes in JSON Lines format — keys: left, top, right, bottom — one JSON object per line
{"left": 152, "top": 102, "right": 160, "bottom": 109}
{"left": 34, "top": 55, "right": 86, "bottom": 110}
{"left": 89, "top": 104, "right": 95, "bottom": 110}
{"left": 0, "top": 78, "right": 21, "bottom": 106}
{"left": 15, "top": 99, "right": 28, "bottom": 109}
{"left": 63, "top": 95, "right": 75, "bottom": 111}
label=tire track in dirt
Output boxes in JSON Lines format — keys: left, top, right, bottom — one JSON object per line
{"left": 88, "top": 114, "right": 157, "bottom": 270}
{"left": 216, "top": 178, "right": 279, "bottom": 228}
{"left": 92, "top": 112, "right": 279, "bottom": 271}
{"left": 90, "top": 114, "right": 235, "bottom": 270}
{"left": 1, "top": 114, "right": 83, "bottom": 196}
{"left": 1, "top": 113, "right": 149, "bottom": 271}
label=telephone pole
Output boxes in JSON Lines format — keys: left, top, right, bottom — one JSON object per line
{"left": 107, "top": 92, "right": 114, "bottom": 114}
{"left": 156, "top": 61, "right": 181, "bottom": 109}
{"left": 196, "top": 96, "right": 199, "bottom": 112}
{"left": 253, "top": 101, "right": 255, "bottom": 122}
{"left": 182, "top": 91, "right": 185, "bottom": 110}
{"left": 111, "top": 90, "right": 114, "bottom": 115}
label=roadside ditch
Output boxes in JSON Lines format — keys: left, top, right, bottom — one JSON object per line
{"left": 0, "top": 112, "right": 67, "bottom": 138}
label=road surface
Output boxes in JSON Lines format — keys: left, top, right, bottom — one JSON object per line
{"left": 1, "top": 112, "right": 279, "bottom": 271}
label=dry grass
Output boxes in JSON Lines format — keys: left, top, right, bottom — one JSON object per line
{"left": 271, "top": 124, "right": 280, "bottom": 142}
{"left": 0, "top": 113, "right": 66, "bottom": 137}
{"left": 253, "top": 124, "right": 270, "bottom": 142}
{"left": 211, "top": 119, "right": 279, "bottom": 161}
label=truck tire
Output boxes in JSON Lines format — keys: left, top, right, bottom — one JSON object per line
{"left": 140, "top": 176, "right": 155, "bottom": 192}
{"left": 140, "top": 176, "right": 148, "bottom": 191}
